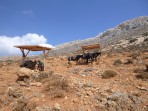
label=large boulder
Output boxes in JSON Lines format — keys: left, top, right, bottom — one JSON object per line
{"left": 18, "top": 67, "right": 34, "bottom": 77}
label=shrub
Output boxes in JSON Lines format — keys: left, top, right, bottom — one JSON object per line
{"left": 133, "top": 68, "right": 143, "bottom": 73}
{"left": 44, "top": 74, "right": 70, "bottom": 99}
{"left": 142, "top": 32, "right": 148, "bottom": 36}
{"left": 33, "top": 71, "right": 53, "bottom": 82}
{"left": 102, "top": 70, "right": 118, "bottom": 79}
{"left": 129, "top": 52, "right": 140, "bottom": 59}
{"left": 129, "top": 38, "right": 137, "bottom": 43}
{"left": 134, "top": 66, "right": 148, "bottom": 80}
{"left": 132, "top": 26, "right": 137, "bottom": 29}
{"left": 144, "top": 38, "right": 148, "bottom": 42}
{"left": 7, "top": 87, "right": 23, "bottom": 98}
{"left": 113, "top": 59, "right": 123, "bottom": 66}
{"left": 145, "top": 64, "right": 148, "bottom": 72}
{"left": 6, "top": 60, "right": 14, "bottom": 65}
{"left": 135, "top": 71, "right": 148, "bottom": 80}
{"left": 124, "top": 59, "right": 133, "bottom": 64}
{"left": 12, "top": 97, "right": 36, "bottom": 111}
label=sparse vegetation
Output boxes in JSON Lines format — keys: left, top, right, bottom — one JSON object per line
{"left": 144, "top": 37, "right": 148, "bottom": 42}
{"left": 145, "top": 64, "right": 148, "bottom": 72}
{"left": 135, "top": 71, "right": 148, "bottom": 80}
{"left": 8, "top": 87, "right": 23, "bottom": 98}
{"left": 132, "top": 26, "right": 138, "bottom": 29}
{"left": 5, "top": 59, "right": 14, "bottom": 65}
{"left": 44, "top": 74, "right": 70, "bottom": 99}
{"left": 142, "top": 32, "right": 148, "bottom": 36}
{"left": 129, "top": 51, "right": 140, "bottom": 59}
{"left": 113, "top": 59, "right": 123, "bottom": 66}
{"left": 34, "top": 71, "right": 53, "bottom": 82}
{"left": 129, "top": 38, "right": 137, "bottom": 43}
{"left": 124, "top": 59, "right": 133, "bottom": 64}
{"left": 134, "top": 66, "right": 148, "bottom": 80}
{"left": 133, "top": 68, "right": 144, "bottom": 73}
{"left": 12, "top": 97, "right": 36, "bottom": 111}
{"left": 102, "top": 70, "right": 118, "bottom": 79}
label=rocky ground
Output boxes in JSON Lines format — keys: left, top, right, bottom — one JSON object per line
{"left": 0, "top": 50, "right": 148, "bottom": 111}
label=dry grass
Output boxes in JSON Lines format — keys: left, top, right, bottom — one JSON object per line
{"left": 33, "top": 71, "right": 54, "bottom": 82}
{"left": 134, "top": 66, "right": 148, "bottom": 80}
{"left": 124, "top": 59, "right": 133, "bottom": 64}
{"left": 128, "top": 51, "right": 140, "bottom": 59}
{"left": 44, "top": 74, "right": 70, "bottom": 99}
{"left": 102, "top": 70, "right": 118, "bottom": 79}
{"left": 113, "top": 59, "right": 123, "bottom": 66}
{"left": 135, "top": 71, "right": 148, "bottom": 80}
{"left": 12, "top": 97, "right": 36, "bottom": 111}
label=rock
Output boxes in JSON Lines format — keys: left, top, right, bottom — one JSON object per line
{"left": 18, "top": 81, "right": 29, "bottom": 87}
{"left": 30, "top": 82, "right": 42, "bottom": 87}
{"left": 18, "top": 67, "right": 33, "bottom": 76}
{"left": 36, "top": 106, "right": 51, "bottom": 111}
{"left": 52, "top": 103, "right": 61, "bottom": 111}
{"left": 104, "top": 92, "right": 146, "bottom": 111}
{"left": 100, "top": 93, "right": 109, "bottom": 98}
{"left": 76, "top": 92, "right": 82, "bottom": 97}
{"left": 83, "top": 83, "right": 93, "bottom": 88}
{"left": 108, "top": 92, "right": 128, "bottom": 101}
{"left": 84, "top": 67, "right": 95, "bottom": 72}
{"left": 136, "top": 57, "right": 143, "bottom": 64}
{"left": 7, "top": 87, "right": 23, "bottom": 98}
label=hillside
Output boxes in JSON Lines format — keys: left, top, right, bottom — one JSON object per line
{"left": 49, "top": 16, "right": 148, "bottom": 56}
{"left": 0, "top": 16, "right": 148, "bottom": 111}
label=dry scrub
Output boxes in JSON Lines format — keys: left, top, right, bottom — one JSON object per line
{"left": 102, "top": 70, "right": 118, "bottom": 79}
{"left": 44, "top": 74, "right": 71, "bottom": 99}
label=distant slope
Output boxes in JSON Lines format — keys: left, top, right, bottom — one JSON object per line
{"left": 49, "top": 16, "right": 148, "bottom": 56}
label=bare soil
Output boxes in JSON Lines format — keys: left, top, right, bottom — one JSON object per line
{"left": 0, "top": 51, "right": 148, "bottom": 111}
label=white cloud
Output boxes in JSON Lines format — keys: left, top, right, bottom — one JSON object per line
{"left": 22, "top": 10, "right": 33, "bottom": 15}
{"left": 0, "top": 33, "right": 48, "bottom": 56}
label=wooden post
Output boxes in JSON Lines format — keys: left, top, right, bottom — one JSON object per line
{"left": 43, "top": 50, "right": 46, "bottom": 71}
{"left": 20, "top": 48, "right": 30, "bottom": 64}
{"left": 43, "top": 50, "right": 50, "bottom": 71}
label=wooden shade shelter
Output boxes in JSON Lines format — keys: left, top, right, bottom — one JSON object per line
{"left": 81, "top": 43, "right": 100, "bottom": 52}
{"left": 14, "top": 45, "right": 53, "bottom": 71}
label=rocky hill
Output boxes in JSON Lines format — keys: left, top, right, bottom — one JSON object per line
{"left": 0, "top": 16, "right": 148, "bottom": 111}
{"left": 49, "top": 16, "right": 148, "bottom": 56}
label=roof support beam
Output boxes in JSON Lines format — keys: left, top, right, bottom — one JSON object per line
{"left": 43, "top": 50, "right": 50, "bottom": 71}
{"left": 20, "top": 48, "right": 30, "bottom": 63}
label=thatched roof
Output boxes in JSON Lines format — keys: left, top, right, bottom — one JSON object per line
{"left": 14, "top": 45, "right": 53, "bottom": 51}
{"left": 82, "top": 44, "right": 100, "bottom": 50}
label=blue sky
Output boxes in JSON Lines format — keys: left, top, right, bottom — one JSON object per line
{"left": 0, "top": 0, "right": 148, "bottom": 56}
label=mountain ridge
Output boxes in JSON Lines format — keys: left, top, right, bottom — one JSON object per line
{"left": 49, "top": 16, "right": 148, "bottom": 56}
